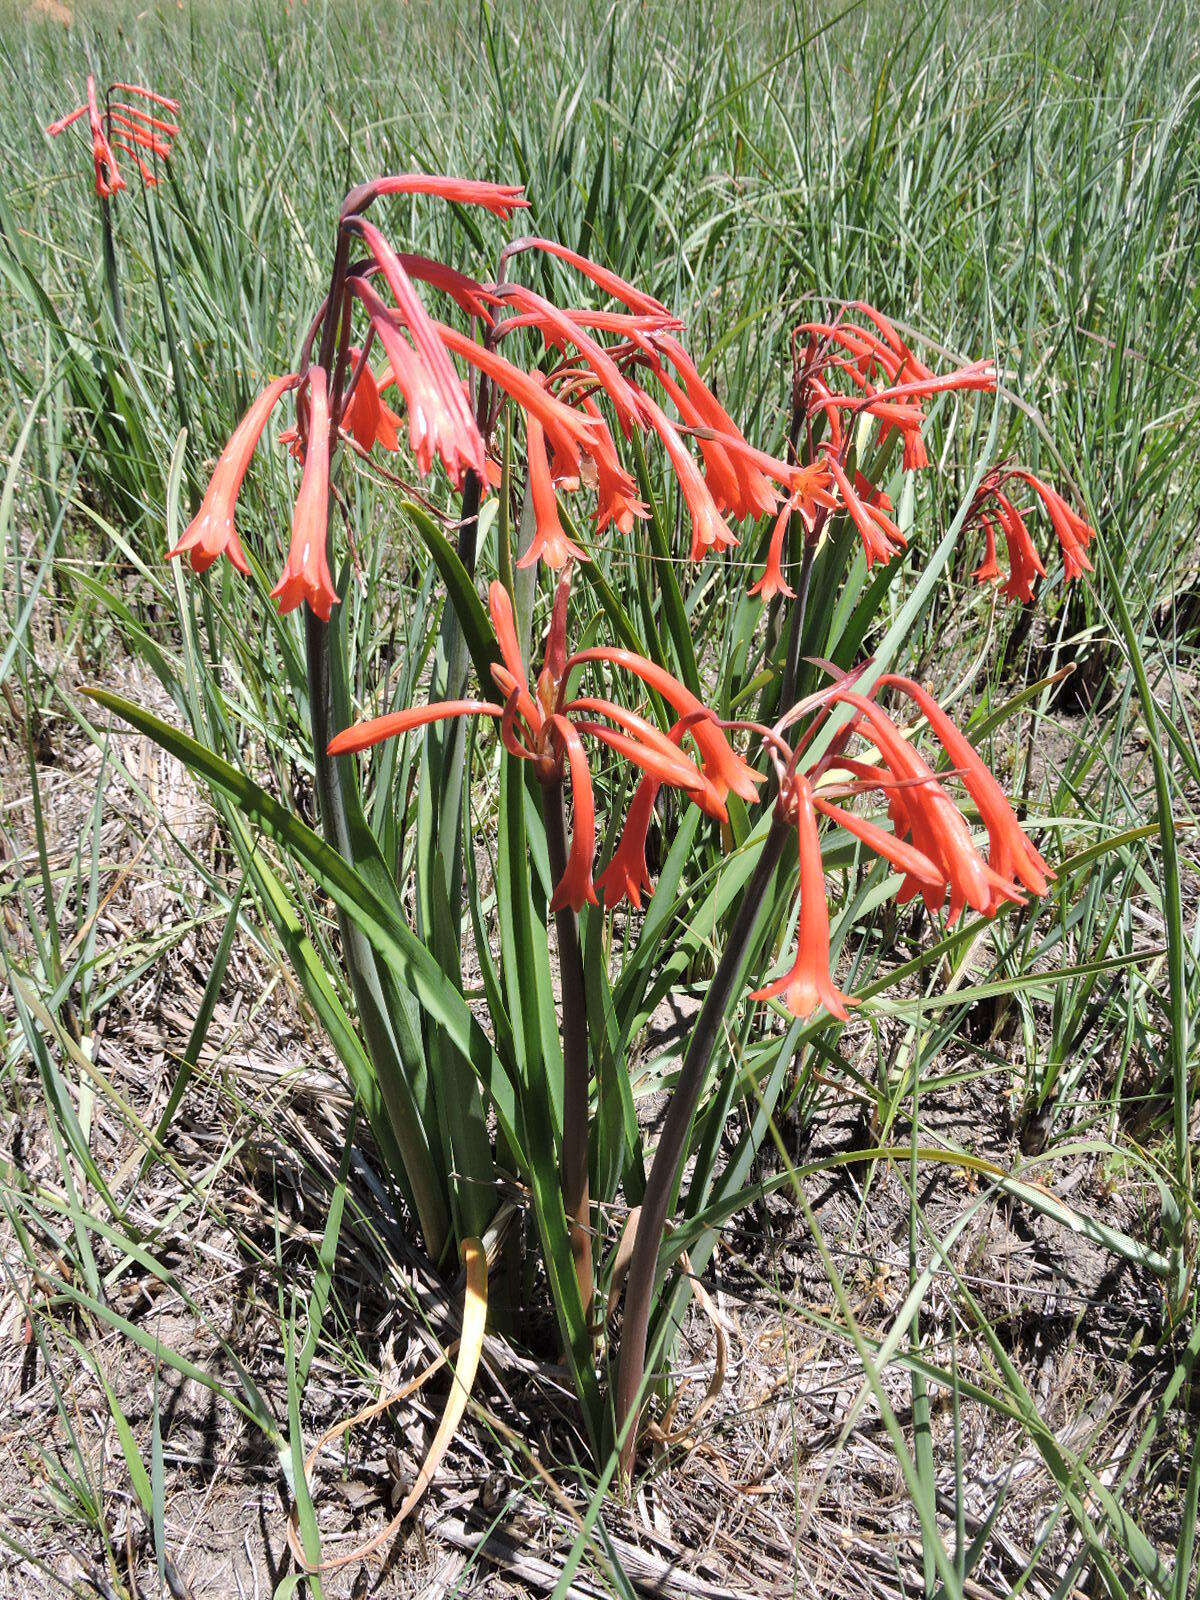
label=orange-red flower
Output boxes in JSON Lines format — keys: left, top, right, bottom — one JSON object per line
{"left": 638, "top": 390, "right": 737, "bottom": 561}
{"left": 566, "top": 645, "right": 761, "bottom": 811}
{"left": 749, "top": 496, "right": 797, "bottom": 603}
{"left": 748, "top": 462, "right": 838, "bottom": 601}
{"left": 596, "top": 772, "right": 659, "bottom": 912}
{"left": 329, "top": 574, "right": 733, "bottom": 912}
{"left": 47, "top": 77, "right": 179, "bottom": 198}
{"left": 965, "top": 467, "right": 1094, "bottom": 600}
{"left": 751, "top": 774, "right": 855, "bottom": 1021}
{"left": 169, "top": 374, "right": 298, "bottom": 575}
{"left": 739, "top": 664, "right": 1048, "bottom": 1021}
{"left": 492, "top": 283, "right": 649, "bottom": 434}
{"left": 270, "top": 368, "right": 338, "bottom": 621}
{"left": 342, "top": 174, "right": 528, "bottom": 221}
{"left": 517, "top": 414, "right": 589, "bottom": 571}
{"left": 500, "top": 237, "right": 676, "bottom": 320}
{"left": 879, "top": 675, "right": 1052, "bottom": 897}
{"left": 824, "top": 453, "right": 906, "bottom": 568}
{"left": 350, "top": 225, "right": 485, "bottom": 486}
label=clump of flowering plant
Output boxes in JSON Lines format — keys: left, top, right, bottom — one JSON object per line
{"left": 46, "top": 74, "right": 180, "bottom": 340}
{"left": 46, "top": 74, "right": 180, "bottom": 197}
{"left": 103, "top": 161, "right": 1095, "bottom": 1503}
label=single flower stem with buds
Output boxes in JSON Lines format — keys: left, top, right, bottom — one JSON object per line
{"left": 614, "top": 812, "right": 791, "bottom": 1475}
{"left": 541, "top": 774, "right": 595, "bottom": 1325}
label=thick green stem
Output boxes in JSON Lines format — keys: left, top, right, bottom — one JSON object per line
{"left": 301, "top": 232, "right": 449, "bottom": 1257}
{"left": 541, "top": 774, "right": 594, "bottom": 1326}
{"left": 614, "top": 815, "right": 791, "bottom": 1475}
{"left": 99, "top": 195, "right": 125, "bottom": 346}
{"left": 777, "top": 538, "right": 817, "bottom": 716}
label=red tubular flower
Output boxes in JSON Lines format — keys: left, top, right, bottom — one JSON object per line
{"left": 343, "top": 174, "right": 528, "bottom": 220}
{"left": 638, "top": 390, "right": 737, "bottom": 560}
{"left": 972, "top": 511, "right": 1001, "bottom": 584}
{"left": 995, "top": 493, "right": 1046, "bottom": 603}
{"left": 741, "top": 461, "right": 834, "bottom": 601}
{"left": 434, "top": 321, "right": 603, "bottom": 479}
{"left": 597, "top": 773, "right": 658, "bottom": 911}
{"left": 653, "top": 335, "right": 779, "bottom": 519}
{"left": 340, "top": 348, "right": 383, "bottom": 452}
{"left": 352, "top": 280, "right": 474, "bottom": 479}
{"left": 396, "top": 255, "right": 497, "bottom": 325}
{"left": 498, "top": 307, "right": 674, "bottom": 348}
{"left": 811, "top": 794, "right": 943, "bottom": 888}
{"left": 517, "top": 415, "right": 589, "bottom": 570}
{"left": 169, "top": 374, "right": 298, "bottom": 575}
{"left": 834, "top": 690, "right": 1021, "bottom": 923}
{"left": 110, "top": 82, "right": 180, "bottom": 113}
{"left": 824, "top": 453, "right": 906, "bottom": 568}
{"left": 330, "top": 575, "right": 721, "bottom": 913}
{"left": 86, "top": 77, "right": 123, "bottom": 198}
{"left": 109, "top": 102, "right": 180, "bottom": 137}
{"left": 647, "top": 360, "right": 754, "bottom": 517}
{"left": 47, "top": 78, "right": 178, "bottom": 198}
{"left": 270, "top": 368, "right": 338, "bottom": 621}
{"left": 567, "top": 645, "right": 761, "bottom": 808}
{"left": 965, "top": 473, "right": 1065, "bottom": 602}
{"left": 493, "top": 283, "right": 649, "bottom": 433}
{"left": 109, "top": 114, "right": 171, "bottom": 159}
{"left": 749, "top": 496, "right": 797, "bottom": 603}
{"left": 1013, "top": 470, "right": 1095, "bottom": 579}
{"left": 596, "top": 712, "right": 716, "bottom": 910}
{"left": 751, "top": 774, "right": 854, "bottom": 1021}
{"left": 578, "top": 397, "right": 647, "bottom": 534}
{"left": 879, "top": 675, "right": 1052, "bottom": 896}
{"left": 501, "top": 237, "right": 675, "bottom": 319}
{"left": 351, "top": 226, "right": 485, "bottom": 486}
{"left": 546, "top": 715, "right": 599, "bottom": 911}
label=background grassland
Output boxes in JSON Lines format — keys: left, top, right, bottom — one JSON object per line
{"left": 1, "top": 1, "right": 1199, "bottom": 1596}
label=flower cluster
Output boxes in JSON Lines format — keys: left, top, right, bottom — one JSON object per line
{"left": 167, "top": 169, "right": 1074, "bottom": 1023}
{"left": 168, "top": 173, "right": 1094, "bottom": 630}
{"left": 793, "top": 306, "right": 1094, "bottom": 599}
{"left": 327, "top": 570, "right": 758, "bottom": 914}
{"left": 737, "top": 670, "right": 1053, "bottom": 1019}
{"left": 47, "top": 76, "right": 180, "bottom": 198}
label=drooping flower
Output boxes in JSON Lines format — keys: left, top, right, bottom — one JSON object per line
{"left": 342, "top": 174, "right": 529, "bottom": 221}
{"left": 824, "top": 452, "right": 907, "bottom": 568}
{"left": 434, "top": 321, "right": 605, "bottom": 481}
{"left": 329, "top": 574, "right": 733, "bottom": 913}
{"left": 878, "top": 675, "right": 1052, "bottom": 896}
{"left": 492, "top": 283, "right": 650, "bottom": 434}
{"left": 749, "top": 496, "right": 797, "bottom": 603}
{"left": 86, "top": 76, "right": 121, "bottom": 198}
{"left": 741, "top": 665, "right": 1044, "bottom": 1020}
{"left": 270, "top": 368, "right": 338, "bottom": 621}
{"left": 832, "top": 689, "right": 1023, "bottom": 923}
{"left": 637, "top": 391, "right": 737, "bottom": 561}
{"left": 46, "top": 77, "right": 179, "bottom": 199}
{"left": 964, "top": 467, "right": 1094, "bottom": 599}
{"left": 566, "top": 645, "right": 761, "bottom": 810}
{"left": 349, "top": 226, "right": 485, "bottom": 486}
{"left": 751, "top": 774, "right": 855, "bottom": 1022}
{"left": 651, "top": 335, "right": 778, "bottom": 520}
{"left": 517, "top": 414, "right": 589, "bottom": 571}
{"left": 500, "top": 237, "right": 676, "bottom": 320}
{"left": 168, "top": 374, "right": 298, "bottom": 575}
{"left": 578, "top": 397, "right": 647, "bottom": 535}
{"left": 596, "top": 772, "right": 659, "bottom": 912}
{"left": 748, "top": 462, "right": 838, "bottom": 601}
